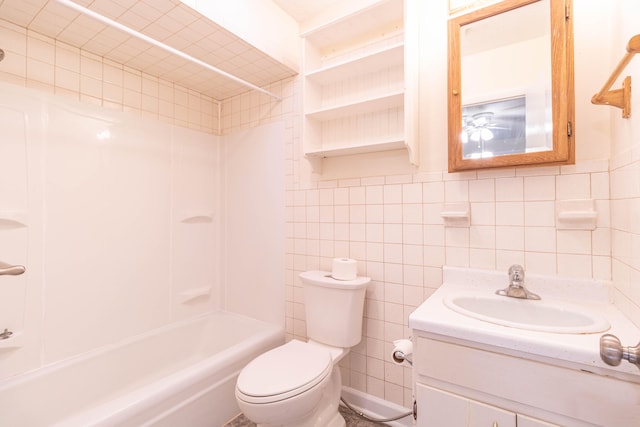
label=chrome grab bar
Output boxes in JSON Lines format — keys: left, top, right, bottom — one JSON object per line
{"left": 0, "top": 261, "right": 25, "bottom": 276}
{"left": 600, "top": 334, "right": 640, "bottom": 370}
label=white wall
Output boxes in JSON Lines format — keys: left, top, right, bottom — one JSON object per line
{"left": 608, "top": 0, "right": 640, "bottom": 327}
{"left": 265, "top": 0, "right": 631, "bottom": 410}
{"left": 220, "top": 122, "right": 286, "bottom": 326}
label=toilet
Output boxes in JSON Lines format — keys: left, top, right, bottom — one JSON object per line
{"left": 235, "top": 270, "right": 370, "bottom": 427}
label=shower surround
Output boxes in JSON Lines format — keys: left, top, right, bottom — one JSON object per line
{"left": 0, "top": 68, "right": 286, "bottom": 425}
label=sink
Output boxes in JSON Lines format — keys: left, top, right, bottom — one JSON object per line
{"left": 443, "top": 294, "right": 610, "bottom": 334}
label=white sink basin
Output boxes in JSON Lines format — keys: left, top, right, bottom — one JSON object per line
{"left": 444, "top": 294, "right": 610, "bottom": 334}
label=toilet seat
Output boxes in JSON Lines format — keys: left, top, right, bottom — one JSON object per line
{"left": 236, "top": 340, "right": 332, "bottom": 404}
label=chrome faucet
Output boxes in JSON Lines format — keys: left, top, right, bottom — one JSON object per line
{"left": 495, "top": 264, "right": 540, "bottom": 300}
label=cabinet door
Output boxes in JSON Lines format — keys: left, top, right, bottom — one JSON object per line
{"left": 416, "top": 383, "right": 469, "bottom": 426}
{"left": 517, "top": 414, "right": 561, "bottom": 427}
{"left": 469, "top": 399, "right": 516, "bottom": 427}
{"left": 416, "top": 383, "right": 516, "bottom": 427}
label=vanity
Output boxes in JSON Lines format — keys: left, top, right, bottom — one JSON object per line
{"left": 409, "top": 267, "right": 640, "bottom": 427}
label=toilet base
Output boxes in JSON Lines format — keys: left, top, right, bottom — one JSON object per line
{"left": 256, "top": 413, "right": 344, "bottom": 427}
{"left": 254, "top": 367, "right": 345, "bottom": 427}
{"left": 255, "top": 405, "right": 345, "bottom": 427}
{"left": 323, "top": 411, "right": 347, "bottom": 427}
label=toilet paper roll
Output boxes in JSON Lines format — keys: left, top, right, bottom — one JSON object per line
{"left": 391, "top": 339, "right": 413, "bottom": 366}
{"left": 331, "top": 258, "right": 358, "bottom": 281}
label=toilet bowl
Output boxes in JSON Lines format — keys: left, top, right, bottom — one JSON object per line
{"left": 234, "top": 270, "right": 370, "bottom": 427}
{"left": 235, "top": 340, "right": 343, "bottom": 426}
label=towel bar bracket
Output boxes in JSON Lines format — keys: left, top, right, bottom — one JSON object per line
{"left": 591, "top": 76, "right": 631, "bottom": 118}
{"left": 591, "top": 34, "right": 640, "bottom": 118}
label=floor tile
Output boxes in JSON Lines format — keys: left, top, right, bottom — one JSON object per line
{"left": 223, "top": 405, "right": 389, "bottom": 426}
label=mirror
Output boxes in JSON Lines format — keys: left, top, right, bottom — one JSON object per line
{"left": 448, "top": 0, "right": 574, "bottom": 172}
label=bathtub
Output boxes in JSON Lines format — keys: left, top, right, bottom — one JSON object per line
{"left": 0, "top": 311, "right": 284, "bottom": 427}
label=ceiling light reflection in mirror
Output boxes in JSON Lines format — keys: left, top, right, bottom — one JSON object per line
{"left": 460, "top": 0, "right": 552, "bottom": 158}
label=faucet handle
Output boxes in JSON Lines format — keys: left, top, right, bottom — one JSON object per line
{"left": 508, "top": 264, "right": 525, "bottom": 284}
{"left": 497, "top": 264, "right": 540, "bottom": 300}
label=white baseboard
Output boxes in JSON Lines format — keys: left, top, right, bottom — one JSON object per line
{"left": 340, "top": 386, "right": 413, "bottom": 427}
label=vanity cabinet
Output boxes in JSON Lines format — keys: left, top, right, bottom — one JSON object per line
{"left": 416, "top": 384, "right": 558, "bottom": 427}
{"left": 518, "top": 415, "right": 560, "bottom": 427}
{"left": 413, "top": 335, "right": 640, "bottom": 427}
{"left": 300, "top": 0, "right": 418, "bottom": 164}
{"left": 416, "top": 384, "right": 516, "bottom": 426}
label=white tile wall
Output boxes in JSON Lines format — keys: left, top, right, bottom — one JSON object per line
{"left": 0, "top": 19, "right": 219, "bottom": 134}
{"left": 220, "top": 83, "right": 614, "bottom": 407}
{"left": 282, "top": 164, "right": 610, "bottom": 408}
{"left": 610, "top": 148, "right": 640, "bottom": 327}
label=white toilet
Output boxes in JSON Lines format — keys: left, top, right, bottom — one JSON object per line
{"left": 235, "top": 270, "right": 370, "bottom": 427}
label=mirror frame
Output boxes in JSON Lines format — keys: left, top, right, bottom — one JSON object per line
{"left": 447, "top": 0, "right": 574, "bottom": 172}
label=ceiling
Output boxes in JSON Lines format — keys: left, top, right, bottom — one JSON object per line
{"left": 270, "top": 0, "right": 344, "bottom": 24}
{"left": 0, "top": 0, "right": 325, "bottom": 101}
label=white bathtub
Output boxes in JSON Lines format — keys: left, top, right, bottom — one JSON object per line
{"left": 0, "top": 311, "right": 284, "bottom": 427}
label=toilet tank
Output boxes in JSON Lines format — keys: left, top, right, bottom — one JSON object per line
{"left": 299, "top": 271, "right": 370, "bottom": 348}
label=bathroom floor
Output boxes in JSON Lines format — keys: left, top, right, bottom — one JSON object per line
{"left": 223, "top": 405, "right": 389, "bottom": 426}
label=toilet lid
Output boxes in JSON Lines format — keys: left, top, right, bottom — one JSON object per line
{"left": 236, "top": 340, "right": 332, "bottom": 403}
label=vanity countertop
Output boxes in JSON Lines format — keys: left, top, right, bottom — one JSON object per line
{"left": 409, "top": 267, "right": 640, "bottom": 382}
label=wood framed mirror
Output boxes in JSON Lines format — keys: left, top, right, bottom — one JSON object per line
{"left": 447, "top": 0, "right": 574, "bottom": 172}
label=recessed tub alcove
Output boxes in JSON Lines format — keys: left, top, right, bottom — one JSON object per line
{"left": 0, "top": 77, "right": 285, "bottom": 426}
{"left": 0, "top": 311, "right": 283, "bottom": 426}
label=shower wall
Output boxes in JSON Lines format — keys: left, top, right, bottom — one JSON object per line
{"left": 0, "top": 82, "right": 219, "bottom": 380}
{"left": 0, "top": 20, "right": 288, "bottom": 382}
{"left": 220, "top": 122, "right": 286, "bottom": 326}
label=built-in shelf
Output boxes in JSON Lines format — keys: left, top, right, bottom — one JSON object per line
{"left": 180, "top": 287, "right": 211, "bottom": 304}
{"left": 305, "top": 43, "right": 404, "bottom": 84}
{"left": 0, "top": 211, "right": 27, "bottom": 228}
{"left": 557, "top": 211, "right": 598, "bottom": 220}
{"left": 305, "top": 137, "right": 406, "bottom": 158}
{"left": 179, "top": 213, "right": 214, "bottom": 224}
{"left": 0, "top": 331, "right": 23, "bottom": 350}
{"left": 301, "top": 0, "right": 403, "bottom": 50}
{"left": 301, "top": 0, "right": 417, "bottom": 168}
{"left": 556, "top": 199, "right": 598, "bottom": 230}
{"left": 306, "top": 91, "right": 404, "bottom": 121}
{"left": 441, "top": 202, "right": 470, "bottom": 227}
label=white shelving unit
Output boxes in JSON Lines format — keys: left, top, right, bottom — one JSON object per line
{"left": 301, "top": 0, "right": 418, "bottom": 165}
